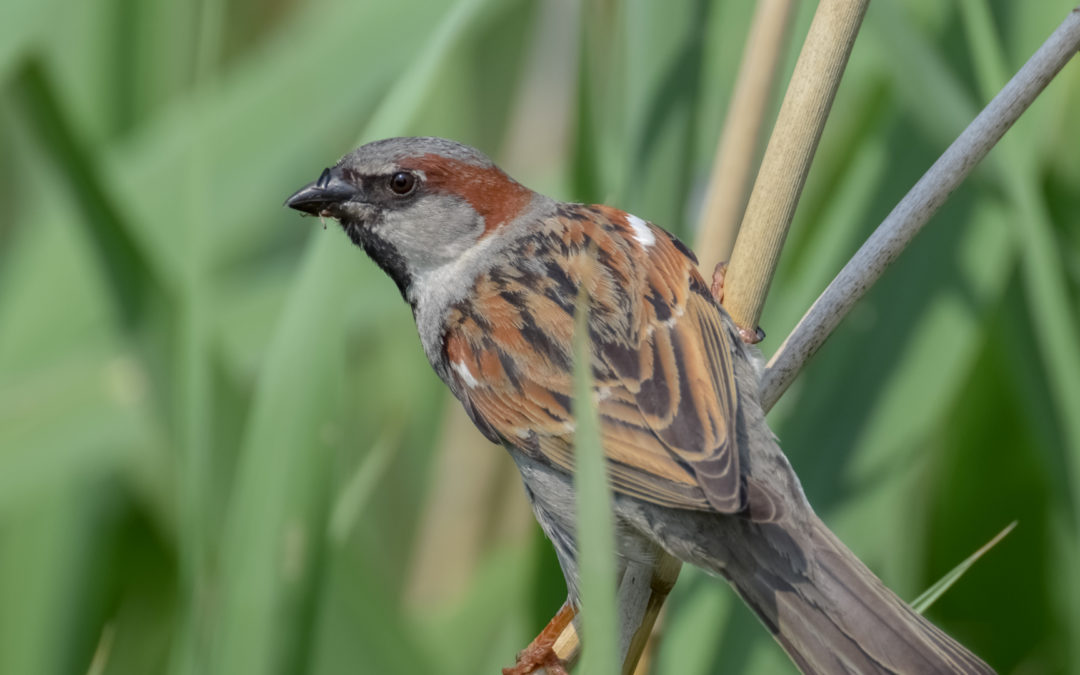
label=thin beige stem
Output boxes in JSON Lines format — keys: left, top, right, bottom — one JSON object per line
{"left": 761, "top": 6, "right": 1080, "bottom": 412}
{"left": 615, "top": 555, "right": 682, "bottom": 674}
{"left": 696, "top": 0, "right": 799, "bottom": 274}
{"left": 723, "top": 0, "right": 870, "bottom": 333}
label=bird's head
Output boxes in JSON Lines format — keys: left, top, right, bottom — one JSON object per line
{"left": 286, "top": 137, "right": 536, "bottom": 298}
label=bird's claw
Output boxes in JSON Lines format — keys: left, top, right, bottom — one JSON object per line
{"left": 502, "top": 648, "right": 569, "bottom": 675}
{"left": 711, "top": 262, "right": 765, "bottom": 344}
{"left": 502, "top": 601, "right": 576, "bottom": 675}
{"left": 710, "top": 261, "right": 729, "bottom": 304}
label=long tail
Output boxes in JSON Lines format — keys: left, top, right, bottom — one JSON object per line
{"left": 719, "top": 512, "right": 994, "bottom": 674}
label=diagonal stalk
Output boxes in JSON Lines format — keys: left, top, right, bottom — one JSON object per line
{"left": 761, "top": 6, "right": 1080, "bottom": 411}
{"left": 695, "top": 0, "right": 799, "bottom": 273}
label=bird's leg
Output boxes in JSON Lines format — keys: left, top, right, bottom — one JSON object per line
{"left": 710, "top": 262, "right": 766, "bottom": 344}
{"left": 502, "top": 601, "right": 576, "bottom": 675}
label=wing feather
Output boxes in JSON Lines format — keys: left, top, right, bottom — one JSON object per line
{"left": 441, "top": 205, "right": 746, "bottom": 513}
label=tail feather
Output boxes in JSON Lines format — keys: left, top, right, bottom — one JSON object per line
{"left": 727, "top": 514, "right": 994, "bottom": 674}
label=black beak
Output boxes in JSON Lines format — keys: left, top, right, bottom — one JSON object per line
{"left": 285, "top": 167, "right": 358, "bottom": 215}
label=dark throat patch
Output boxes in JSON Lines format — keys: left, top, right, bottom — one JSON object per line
{"left": 342, "top": 220, "right": 413, "bottom": 304}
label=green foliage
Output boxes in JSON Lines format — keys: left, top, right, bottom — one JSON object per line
{"left": 1, "top": 0, "right": 1078, "bottom": 674}
{"left": 573, "top": 288, "right": 619, "bottom": 674}
{"left": 911, "top": 521, "right": 1017, "bottom": 615}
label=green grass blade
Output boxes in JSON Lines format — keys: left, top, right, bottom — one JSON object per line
{"left": 327, "top": 433, "right": 398, "bottom": 546}
{"left": 10, "top": 59, "right": 172, "bottom": 327}
{"left": 912, "top": 521, "right": 1017, "bottom": 614}
{"left": 360, "top": 0, "right": 497, "bottom": 142}
{"left": 172, "top": 0, "right": 227, "bottom": 671}
{"left": 961, "top": 0, "right": 1080, "bottom": 517}
{"left": 204, "top": 235, "right": 346, "bottom": 675}
{"left": 954, "top": 8, "right": 1080, "bottom": 664}
{"left": 0, "top": 0, "right": 62, "bottom": 80}
{"left": 573, "top": 287, "right": 619, "bottom": 674}
{"left": 205, "top": 2, "right": 512, "bottom": 673}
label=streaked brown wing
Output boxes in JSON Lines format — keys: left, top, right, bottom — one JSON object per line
{"left": 441, "top": 206, "right": 744, "bottom": 513}
{"left": 593, "top": 284, "right": 744, "bottom": 513}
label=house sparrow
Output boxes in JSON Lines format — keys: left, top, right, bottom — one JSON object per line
{"left": 286, "top": 137, "right": 993, "bottom": 674}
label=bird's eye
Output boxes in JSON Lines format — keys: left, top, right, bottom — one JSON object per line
{"left": 389, "top": 171, "right": 416, "bottom": 195}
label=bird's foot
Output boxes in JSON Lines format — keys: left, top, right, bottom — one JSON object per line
{"left": 710, "top": 261, "right": 729, "bottom": 305}
{"left": 502, "top": 601, "right": 576, "bottom": 675}
{"left": 502, "top": 649, "right": 568, "bottom": 675}
{"left": 710, "top": 262, "right": 765, "bottom": 345}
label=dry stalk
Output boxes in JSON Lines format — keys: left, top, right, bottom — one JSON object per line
{"left": 723, "top": 0, "right": 870, "bottom": 333}
{"left": 696, "top": 0, "right": 799, "bottom": 273}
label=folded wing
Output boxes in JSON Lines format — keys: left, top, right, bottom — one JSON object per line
{"left": 442, "top": 205, "right": 751, "bottom": 514}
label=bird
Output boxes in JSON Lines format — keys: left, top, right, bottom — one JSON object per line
{"left": 286, "top": 136, "right": 994, "bottom": 674}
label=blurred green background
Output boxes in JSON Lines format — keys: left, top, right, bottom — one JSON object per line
{"left": 2, "top": 0, "right": 1080, "bottom": 673}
